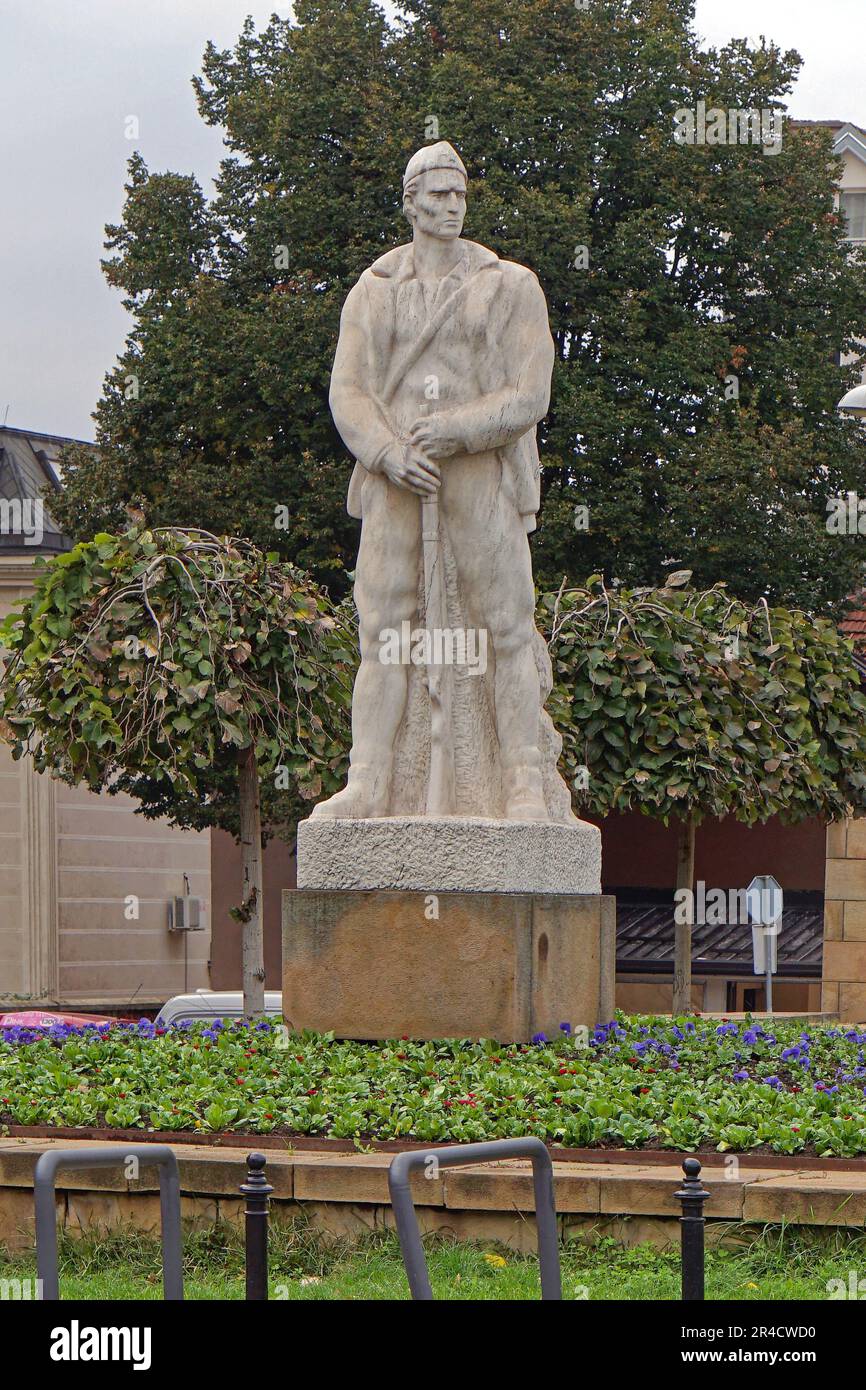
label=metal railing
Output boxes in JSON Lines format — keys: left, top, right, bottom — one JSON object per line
{"left": 390, "top": 1142, "right": 711, "bottom": 1301}
{"left": 388, "top": 1136, "right": 561, "bottom": 1299}
{"left": 32, "top": 1141, "right": 710, "bottom": 1302}
{"left": 34, "top": 1145, "right": 183, "bottom": 1301}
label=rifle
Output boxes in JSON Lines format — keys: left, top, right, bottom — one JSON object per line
{"left": 420, "top": 474, "right": 456, "bottom": 815}
{"left": 376, "top": 390, "right": 457, "bottom": 815}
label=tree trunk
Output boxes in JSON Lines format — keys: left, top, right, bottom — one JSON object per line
{"left": 672, "top": 814, "right": 696, "bottom": 1016}
{"left": 238, "top": 744, "right": 265, "bottom": 1018}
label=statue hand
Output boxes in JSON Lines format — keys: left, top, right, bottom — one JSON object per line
{"left": 381, "top": 442, "right": 440, "bottom": 496}
{"left": 409, "top": 413, "right": 463, "bottom": 460}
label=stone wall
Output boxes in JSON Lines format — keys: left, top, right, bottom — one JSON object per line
{"left": 822, "top": 819, "right": 866, "bottom": 1021}
{"left": 2, "top": 1138, "right": 864, "bottom": 1259}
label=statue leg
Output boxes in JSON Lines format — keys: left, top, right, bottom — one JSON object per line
{"left": 311, "top": 474, "right": 420, "bottom": 819}
{"left": 442, "top": 453, "right": 548, "bottom": 821}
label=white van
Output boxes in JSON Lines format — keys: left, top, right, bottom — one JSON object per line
{"left": 155, "top": 989, "right": 283, "bottom": 1027}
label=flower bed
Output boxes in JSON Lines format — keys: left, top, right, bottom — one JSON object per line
{"left": 2, "top": 1015, "right": 866, "bottom": 1157}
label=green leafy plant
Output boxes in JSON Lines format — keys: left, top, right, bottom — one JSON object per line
{"left": 3, "top": 1015, "right": 866, "bottom": 1158}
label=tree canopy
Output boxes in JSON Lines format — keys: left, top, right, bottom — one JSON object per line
{"left": 0, "top": 527, "right": 352, "bottom": 832}
{"left": 546, "top": 573, "right": 866, "bottom": 826}
{"left": 51, "top": 0, "right": 866, "bottom": 612}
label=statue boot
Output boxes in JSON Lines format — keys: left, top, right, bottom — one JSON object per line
{"left": 502, "top": 747, "right": 549, "bottom": 821}
{"left": 310, "top": 756, "right": 392, "bottom": 820}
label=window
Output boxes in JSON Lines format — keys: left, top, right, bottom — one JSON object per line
{"left": 841, "top": 190, "right": 866, "bottom": 242}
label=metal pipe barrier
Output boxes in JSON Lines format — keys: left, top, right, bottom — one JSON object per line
{"left": 388, "top": 1137, "right": 561, "bottom": 1300}
{"left": 34, "top": 1144, "right": 183, "bottom": 1300}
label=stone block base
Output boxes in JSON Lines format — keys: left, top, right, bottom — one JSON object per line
{"left": 296, "top": 816, "right": 601, "bottom": 894}
{"left": 282, "top": 889, "right": 615, "bottom": 1042}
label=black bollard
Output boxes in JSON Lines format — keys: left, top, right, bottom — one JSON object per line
{"left": 675, "top": 1156, "right": 710, "bottom": 1301}
{"left": 240, "top": 1152, "right": 273, "bottom": 1301}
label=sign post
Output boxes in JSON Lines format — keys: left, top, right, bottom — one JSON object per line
{"left": 746, "top": 874, "right": 783, "bottom": 1014}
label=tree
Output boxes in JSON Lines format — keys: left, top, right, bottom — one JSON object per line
{"left": 544, "top": 574, "right": 866, "bottom": 1011}
{"left": 51, "top": 0, "right": 866, "bottom": 612}
{"left": 0, "top": 528, "right": 353, "bottom": 1015}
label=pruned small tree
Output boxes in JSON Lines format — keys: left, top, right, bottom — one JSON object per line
{"left": 0, "top": 527, "right": 353, "bottom": 1015}
{"left": 544, "top": 573, "right": 866, "bottom": 1013}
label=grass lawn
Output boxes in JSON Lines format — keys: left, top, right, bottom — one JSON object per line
{"left": 0, "top": 1221, "right": 858, "bottom": 1300}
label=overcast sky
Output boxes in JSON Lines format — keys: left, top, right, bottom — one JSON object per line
{"left": 1, "top": 0, "right": 864, "bottom": 442}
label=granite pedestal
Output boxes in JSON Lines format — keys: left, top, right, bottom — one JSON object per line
{"left": 296, "top": 815, "right": 602, "bottom": 895}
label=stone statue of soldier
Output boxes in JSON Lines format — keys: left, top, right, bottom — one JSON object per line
{"left": 312, "top": 142, "right": 575, "bottom": 825}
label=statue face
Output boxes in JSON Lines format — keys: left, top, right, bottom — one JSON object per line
{"left": 406, "top": 170, "right": 467, "bottom": 239}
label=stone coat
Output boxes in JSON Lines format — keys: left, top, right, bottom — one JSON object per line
{"left": 329, "top": 239, "right": 555, "bottom": 532}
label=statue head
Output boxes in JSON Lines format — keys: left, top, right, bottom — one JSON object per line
{"left": 402, "top": 141, "right": 467, "bottom": 240}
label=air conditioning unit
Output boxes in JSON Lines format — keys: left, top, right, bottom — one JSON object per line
{"left": 168, "top": 896, "right": 205, "bottom": 932}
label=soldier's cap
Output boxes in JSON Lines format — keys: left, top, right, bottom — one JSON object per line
{"left": 403, "top": 141, "right": 467, "bottom": 191}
